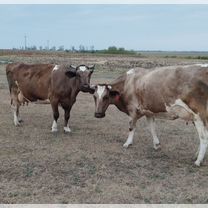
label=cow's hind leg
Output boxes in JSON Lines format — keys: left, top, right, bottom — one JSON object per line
{"left": 63, "top": 107, "right": 72, "bottom": 133}
{"left": 51, "top": 99, "right": 59, "bottom": 132}
{"left": 146, "top": 116, "right": 161, "bottom": 150}
{"left": 11, "top": 103, "right": 21, "bottom": 126}
{"left": 16, "top": 105, "right": 23, "bottom": 123}
{"left": 194, "top": 115, "right": 208, "bottom": 166}
{"left": 123, "top": 117, "right": 138, "bottom": 148}
{"left": 10, "top": 90, "right": 21, "bottom": 126}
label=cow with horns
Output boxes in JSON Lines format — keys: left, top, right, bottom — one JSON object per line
{"left": 6, "top": 63, "right": 95, "bottom": 132}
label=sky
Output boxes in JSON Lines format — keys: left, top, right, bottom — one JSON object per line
{"left": 0, "top": 4, "right": 208, "bottom": 51}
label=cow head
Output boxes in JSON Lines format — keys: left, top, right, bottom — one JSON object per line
{"left": 65, "top": 64, "right": 95, "bottom": 92}
{"left": 89, "top": 84, "right": 120, "bottom": 118}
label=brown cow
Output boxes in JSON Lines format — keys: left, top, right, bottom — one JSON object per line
{"left": 90, "top": 64, "right": 208, "bottom": 166}
{"left": 6, "top": 63, "right": 94, "bottom": 132}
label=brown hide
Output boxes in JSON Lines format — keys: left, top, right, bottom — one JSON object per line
{"left": 6, "top": 63, "right": 53, "bottom": 102}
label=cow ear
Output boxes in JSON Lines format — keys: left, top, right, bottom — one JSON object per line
{"left": 88, "top": 85, "right": 96, "bottom": 94}
{"left": 65, "top": 66, "right": 77, "bottom": 78}
{"left": 109, "top": 90, "right": 120, "bottom": 97}
{"left": 88, "top": 64, "right": 95, "bottom": 72}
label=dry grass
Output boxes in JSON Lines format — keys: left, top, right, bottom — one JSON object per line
{"left": 0, "top": 53, "right": 208, "bottom": 203}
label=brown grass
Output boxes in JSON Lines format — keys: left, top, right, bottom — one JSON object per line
{"left": 0, "top": 53, "right": 208, "bottom": 203}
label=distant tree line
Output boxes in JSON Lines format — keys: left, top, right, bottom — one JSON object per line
{"left": 12, "top": 45, "right": 136, "bottom": 55}
{"left": 97, "top": 46, "right": 136, "bottom": 55}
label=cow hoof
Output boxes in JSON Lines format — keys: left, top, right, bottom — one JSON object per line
{"left": 18, "top": 119, "right": 23, "bottom": 123}
{"left": 153, "top": 143, "right": 161, "bottom": 150}
{"left": 51, "top": 128, "right": 58, "bottom": 133}
{"left": 123, "top": 143, "right": 132, "bottom": 148}
{"left": 194, "top": 160, "right": 201, "bottom": 167}
{"left": 64, "top": 127, "right": 71, "bottom": 133}
{"left": 14, "top": 121, "right": 21, "bottom": 126}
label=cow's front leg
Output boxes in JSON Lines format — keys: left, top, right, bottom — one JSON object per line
{"left": 63, "top": 107, "right": 71, "bottom": 133}
{"left": 51, "top": 99, "right": 59, "bottom": 132}
{"left": 146, "top": 116, "right": 161, "bottom": 150}
{"left": 123, "top": 117, "right": 138, "bottom": 148}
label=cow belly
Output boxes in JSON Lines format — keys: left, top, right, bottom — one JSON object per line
{"left": 22, "top": 90, "right": 48, "bottom": 102}
{"left": 165, "top": 99, "right": 195, "bottom": 122}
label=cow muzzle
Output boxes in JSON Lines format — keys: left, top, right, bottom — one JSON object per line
{"left": 94, "top": 112, "right": 105, "bottom": 118}
{"left": 81, "top": 84, "right": 90, "bottom": 92}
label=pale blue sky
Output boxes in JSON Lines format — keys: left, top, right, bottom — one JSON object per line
{"left": 0, "top": 5, "right": 208, "bottom": 51}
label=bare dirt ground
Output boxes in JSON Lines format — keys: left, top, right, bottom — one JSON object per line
{"left": 0, "top": 52, "right": 208, "bottom": 203}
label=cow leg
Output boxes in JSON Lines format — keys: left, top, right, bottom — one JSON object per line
{"left": 16, "top": 106, "right": 23, "bottom": 123}
{"left": 123, "top": 117, "right": 137, "bottom": 148}
{"left": 146, "top": 116, "right": 161, "bottom": 150}
{"left": 63, "top": 107, "right": 71, "bottom": 133}
{"left": 10, "top": 89, "right": 21, "bottom": 126}
{"left": 11, "top": 103, "right": 20, "bottom": 126}
{"left": 194, "top": 116, "right": 208, "bottom": 166}
{"left": 51, "top": 100, "right": 59, "bottom": 132}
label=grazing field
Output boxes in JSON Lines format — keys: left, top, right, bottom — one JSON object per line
{"left": 1, "top": 51, "right": 208, "bottom": 203}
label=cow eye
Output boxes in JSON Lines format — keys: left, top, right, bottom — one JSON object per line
{"left": 103, "top": 96, "right": 108, "bottom": 100}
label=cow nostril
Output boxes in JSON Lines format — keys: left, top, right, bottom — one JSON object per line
{"left": 94, "top": 113, "right": 105, "bottom": 118}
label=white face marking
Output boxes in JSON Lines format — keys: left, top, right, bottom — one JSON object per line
{"left": 97, "top": 85, "right": 106, "bottom": 99}
{"left": 53, "top": 65, "right": 59, "bottom": 71}
{"left": 127, "top": 68, "right": 135, "bottom": 75}
{"left": 196, "top": 63, "right": 208, "bottom": 67}
{"left": 79, "top": 66, "right": 87, "bottom": 72}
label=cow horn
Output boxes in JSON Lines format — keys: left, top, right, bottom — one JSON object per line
{"left": 70, "top": 65, "right": 77, "bottom": 70}
{"left": 88, "top": 64, "right": 95, "bottom": 70}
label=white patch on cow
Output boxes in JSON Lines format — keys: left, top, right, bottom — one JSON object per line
{"left": 64, "top": 124, "right": 71, "bottom": 133}
{"left": 194, "top": 114, "right": 208, "bottom": 166}
{"left": 146, "top": 117, "right": 160, "bottom": 150}
{"left": 166, "top": 99, "right": 208, "bottom": 166}
{"left": 107, "top": 85, "right": 112, "bottom": 90}
{"left": 79, "top": 66, "right": 87, "bottom": 72}
{"left": 64, "top": 127, "right": 71, "bottom": 133}
{"left": 196, "top": 63, "right": 208, "bottom": 67}
{"left": 166, "top": 99, "right": 195, "bottom": 115}
{"left": 123, "top": 128, "right": 135, "bottom": 148}
{"left": 51, "top": 120, "right": 58, "bottom": 132}
{"left": 126, "top": 68, "right": 135, "bottom": 75}
{"left": 11, "top": 105, "right": 20, "bottom": 126}
{"left": 13, "top": 110, "right": 20, "bottom": 126}
{"left": 97, "top": 85, "right": 106, "bottom": 99}
{"left": 53, "top": 65, "right": 59, "bottom": 71}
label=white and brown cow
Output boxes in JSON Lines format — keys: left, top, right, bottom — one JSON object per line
{"left": 90, "top": 64, "right": 208, "bottom": 166}
{"left": 6, "top": 63, "right": 94, "bottom": 132}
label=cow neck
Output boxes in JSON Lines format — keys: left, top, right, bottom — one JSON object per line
{"left": 109, "top": 74, "right": 128, "bottom": 114}
{"left": 73, "top": 77, "right": 82, "bottom": 94}
{"left": 112, "top": 94, "right": 128, "bottom": 114}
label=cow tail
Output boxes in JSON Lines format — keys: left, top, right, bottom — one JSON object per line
{"left": 6, "top": 64, "right": 17, "bottom": 105}
{"left": 6, "top": 65, "right": 14, "bottom": 94}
